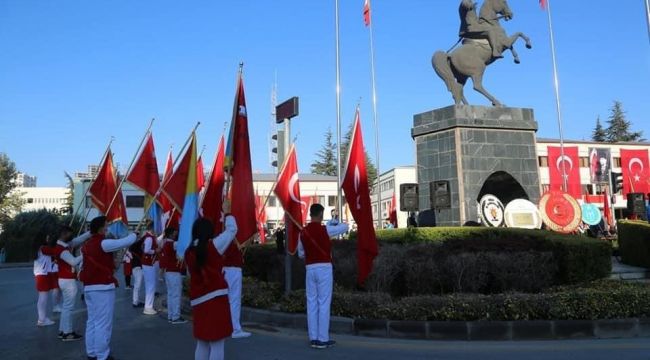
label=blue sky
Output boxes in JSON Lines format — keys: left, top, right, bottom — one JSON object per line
{"left": 1, "top": 0, "right": 649, "bottom": 186}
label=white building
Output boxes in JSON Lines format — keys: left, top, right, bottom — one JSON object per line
{"left": 370, "top": 166, "right": 417, "bottom": 228}
{"left": 14, "top": 172, "right": 37, "bottom": 187}
{"left": 17, "top": 187, "right": 69, "bottom": 213}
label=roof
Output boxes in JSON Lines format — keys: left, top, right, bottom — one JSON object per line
{"left": 537, "top": 138, "right": 650, "bottom": 146}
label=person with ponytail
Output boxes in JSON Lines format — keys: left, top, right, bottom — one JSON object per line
{"left": 185, "top": 200, "right": 237, "bottom": 360}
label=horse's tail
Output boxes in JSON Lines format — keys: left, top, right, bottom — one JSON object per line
{"left": 432, "top": 51, "right": 456, "bottom": 93}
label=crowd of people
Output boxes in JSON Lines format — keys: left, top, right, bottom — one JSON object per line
{"left": 32, "top": 201, "right": 346, "bottom": 360}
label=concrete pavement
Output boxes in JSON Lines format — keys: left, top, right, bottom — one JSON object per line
{"left": 2, "top": 267, "right": 650, "bottom": 360}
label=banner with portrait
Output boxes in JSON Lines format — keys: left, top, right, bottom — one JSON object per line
{"left": 588, "top": 148, "right": 611, "bottom": 184}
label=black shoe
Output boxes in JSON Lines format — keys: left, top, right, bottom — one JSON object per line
{"left": 57, "top": 331, "right": 64, "bottom": 339}
{"left": 170, "top": 317, "right": 187, "bottom": 324}
{"left": 132, "top": 303, "right": 144, "bottom": 308}
{"left": 323, "top": 340, "right": 336, "bottom": 348}
{"left": 309, "top": 340, "right": 320, "bottom": 349}
{"left": 311, "top": 341, "right": 327, "bottom": 349}
{"left": 61, "top": 332, "right": 83, "bottom": 342}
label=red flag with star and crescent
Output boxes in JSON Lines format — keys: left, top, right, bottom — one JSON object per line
{"left": 89, "top": 150, "right": 128, "bottom": 225}
{"left": 273, "top": 145, "right": 304, "bottom": 255}
{"left": 547, "top": 146, "right": 581, "bottom": 198}
{"left": 363, "top": 0, "right": 371, "bottom": 26}
{"left": 620, "top": 149, "right": 650, "bottom": 197}
{"left": 342, "top": 109, "right": 378, "bottom": 286}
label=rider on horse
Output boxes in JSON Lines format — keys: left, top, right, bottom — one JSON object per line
{"left": 458, "top": 0, "right": 506, "bottom": 59}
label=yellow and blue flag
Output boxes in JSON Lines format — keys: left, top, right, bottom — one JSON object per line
{"left": 175, "top": 134, "right": 199, "bottom": 259}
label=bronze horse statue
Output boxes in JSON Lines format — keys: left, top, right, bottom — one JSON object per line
{"left": 433, "top": 0, "right": 532, "bottom": 106}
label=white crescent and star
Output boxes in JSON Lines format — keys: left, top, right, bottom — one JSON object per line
{"left": 288, "top": 173, "right": 306, "bottom": 209}
{"left": 629, "top": 158, "right": 644, "bottom": 183}
{"left": 555, "top": 155, "right": 573, "bottom": 181}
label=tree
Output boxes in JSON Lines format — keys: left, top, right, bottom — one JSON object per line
{"left": 605, "top": 101, "right": 644, "bottom": 143}
{"left": 0, "top": 153, "right": 17, "bottom": 204}
{"left": 340, "top": 122, "right": 378, "bottom": 191}
{"left": 64, "top": 171, "right": 75, "bottom": 215}
{"left": 0, "top": 190, "right": 25, "bottom": 226}
{"left": 310, "top": 127, "right": 338, "bottom": 176}
{"left": 591, "top": 117, "right": 606, "bottom": 142}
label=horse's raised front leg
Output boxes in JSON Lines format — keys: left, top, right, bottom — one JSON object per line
{"left": 471, "top": 72, "right": 502, "bottom": 107}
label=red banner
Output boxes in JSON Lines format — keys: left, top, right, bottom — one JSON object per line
{"left": 89, "top": 151, "right": 128, "bottom": 224}
{"left": 127, "top": 134, "right": 160, "bottom": 198}
{"left": 342, "top": 109, "right": 378, "bottom": 286}
{"left": 273, "top": 145, "right": 303, "bottom": 254}
{"left": 547, "top": 146, "right": 581, "bottom": 198}
{"left": 620, "top": 149, "right": 650, "bottom": 197}
{"left": 162, "top": 135, "right": 196, "bottom": 213}
{"left": 202, "top": 136, "right": 226, "bottom": 234}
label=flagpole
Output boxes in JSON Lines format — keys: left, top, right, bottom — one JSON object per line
{"left": 367, "top": 0, "right": 382, "bottom": 229}
{"left": 105, "top": 118, "right": 155, "bottom": 218}
{"left": 544, "top": 0, "right": 568, "bottom": 192}
{"left": 645, "top": 0, "right": 650, "bottom": 44}
{"left": 335, "top": 0, "right": 344, "bottom": 222}
{"left": 135, "top": 122, "right": 201, "bottom": 232}
{"left": 70, "top": 136, "right": 115, "bottom": 227}
{"left": 224, "top": 63, "right": 244, "bottom": 197}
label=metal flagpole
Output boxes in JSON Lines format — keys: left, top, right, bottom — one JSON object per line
{"left": 545, "top": 0, "right": 568, "bottom": 192}
{"left": 645, "top": 0, "right": 650, "bottom": 44}
{"left": 367, "top": 0, "right": 382, "bottom": 229}
{"left": 335, "top": 0, "right": 344, "bottom": 222}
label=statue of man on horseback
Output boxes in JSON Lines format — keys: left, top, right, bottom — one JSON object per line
{"left": 433, "top": 0, "right": 532, "bottom": 106}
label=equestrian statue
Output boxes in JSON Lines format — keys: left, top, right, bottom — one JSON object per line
{"left": 433, "top": 0, "right": 532, "bottom": 107}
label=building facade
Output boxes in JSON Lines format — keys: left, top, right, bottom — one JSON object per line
{"left": 13, "top": 172, "right": 37, "bottom": 188}
{"left": 16, "top": 187, "right": 69, "bottom": 213}
{"left": 370, "top": 166, "right": 417, "bottom": 228}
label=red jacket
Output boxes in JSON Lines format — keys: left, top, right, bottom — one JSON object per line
{"left": 52, "top": 244, "right": 75, "bottom": 279}
{"left": 185, "top": 241, "right": 228, "bottom": 305}
{"left": 141, "top": 232, "right": 158, "bottom": 266}
{"left": 300, "top": 222, "right": 332, "bottom": 265}
{"left": 160, "top": 240, "right": 185, "bottom": 273}
{"left": 222, "top": 242, "right": 243, "bottom": 268}
{"left": 80, "top": 234, "right": 117, "bottom": 288}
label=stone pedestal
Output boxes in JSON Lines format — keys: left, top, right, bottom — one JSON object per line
{"left": 412, "top": 105, "right": 541, "bottom": 226}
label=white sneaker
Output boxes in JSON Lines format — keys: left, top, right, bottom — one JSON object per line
{"left": 231, "top": 330, "right": 252, "bottom": 339}
{"left": 53, "top": 306, "right": 62, "bottom": 313}
{"left": 143, "top": 308, "right": 158, "bottom": 315}
{"left": 37, "top": 319, "right": 55, "bottom": 327}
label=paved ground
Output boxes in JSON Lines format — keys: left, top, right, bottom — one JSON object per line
{"left": 2, "top": 267, "right": 650, "bottom": 360}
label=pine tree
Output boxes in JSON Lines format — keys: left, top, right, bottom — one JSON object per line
{"left": 64, "top": 171, "right": 75, "bottom": 215}
{"left": 605, "top": 101, "right": 644, "bottom": 143}
{"left": 591, "top": 117, "right": 606, "bottom": 142}
{"left": 310, "top": 128, "right": 338, "bottom": 176}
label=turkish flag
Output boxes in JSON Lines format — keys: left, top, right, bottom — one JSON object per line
{"left": 202, "top": 136, "right": 226, "bottom": 234}
{"left": 547, "top": 146, "right": 581, "bottom": 198}
{"left": 363, "top": 0, "right": 371, "bottom": 26}
{"left": 539, "top": 0, "right": 547, "bottom": 10}
{"left": 89, "top": 150, "right": 128, "bottom": 224}
{"left": 620, "top": 149, "right": 650, "bottom": 197}
{"left": 273, "top": 145, "right": 304, "bottom": 254}
{"left": 197, "top": 156, "right": 205, "bottom": 191}
{"left": 225, "top": 73, "right": 258, "bottom": 246}
{"left": 255, "top": 195, "right": 267, "bottom": 244}
{"left": 127, "top": 133, "right": 160, "bottom": 197}
{"left": 342, "top": 109, "right": 378, "bottom": 286}
{"left": 389, "top": 192, "right": 397, "bottom": 228}
{"left": 159, "top": 149, "right": 174, "bottom": 214}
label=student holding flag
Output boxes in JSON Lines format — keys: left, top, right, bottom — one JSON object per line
{"left": 159, "top": 226, "right": 187, "bottom": 324}
{"left": 141, "top": 221, "right": 160, "bottom": 315}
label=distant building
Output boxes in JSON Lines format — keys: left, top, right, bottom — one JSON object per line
{"left": 13, "top": 172, "right": 37, "bottom": 187}
{"left": 370, "top": 166, "right": 417, "bottom": 228}
{"left": 17, "top": 187, "right": 69, "bottom": 213}
{"left": 74, "top": 165, "right": 100, "bottom": 180}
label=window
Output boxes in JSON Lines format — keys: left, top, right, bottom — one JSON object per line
{"left": 126, "top": 196, "right": 144, "bottom": 208}
{"left": 579, "top": 157, "right": 589, "bottom": 168}
{"left": 538, "top": 156, "right": 548, "bottom": 167}
{"left": 27, "top": 198, "right": 33, "bottom": 204}
{"left": 328, "top": 196, "right": 337, "bottom": 207}
{"left": 268, "top": 196, "right": 277, "bottom": 207}
{"left": 613, "top": 157, "right": 621, "bottom": 168}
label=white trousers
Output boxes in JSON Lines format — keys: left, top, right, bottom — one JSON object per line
{"left": 195, "top": 339, "right": 224, "bottom": 360}
{"left": 85, "top": 289, "right": 115, "bottom": 360}
{"left": 223, "top": 267, "right": 243, "bottom": 332}
{"left": 132, "top": 266, "right": 144, "bottom": 305}
{"left": 165, "top": 272, "right": 182, "bottom": 321}
{"left": 143, "top": 264, "right": 158, "bottom": 311}
{"left": 37, "top": 291, "right": 49, "bottom": 323}
{"left": 58, "top": 279, "right": 78, "bottom": 333}
{"left": 51, "top": 287, "right": 61, "bottom": 310}
{"left": 306, "top": 264, "right": 333, "bottom": 342}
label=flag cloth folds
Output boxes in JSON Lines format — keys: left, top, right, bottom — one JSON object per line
{"left": 342, "top": 109, "right": 378, "bottom": 286}
{"left": 162, "top": 137, "right": 195, "bottom": 213}
{"left": 202, "top": 136, "right": 226, "bottom": 234}
{"left": 197, "top": 156, "right": 205, "bottom": 191}
{"left": 160, "top": 149, "right": 179, "bottom": 228}
{"left": 547, "top": 146, "right": 581, "bottom": 198}
{"left": 363, "top": 0, "right": 371, "bottom": 26}
{"left": 273, "top": 145, "right": 304, "bottom": 254}
{"left": 603, "top": 187, "right": 614, "bottom": 230}
{"left": 126, "top": 133, "right": 163, "bottom": 234}
{"left": 225, "top": 72, "right": 257, "bottom": 246}
{"left": 620, "top": 149, "right": 650, "bottom": 197}
{"left": 175, "top": 134, "right": 199, "bottom": 259}
{"left": 255, "top": 195, "right": 267, "bottom": 244}
{"left": 539, "top": 0, "right": 547, "bottom": 10}
{"left": 89, "top": 150, "right": 128, "bottom": 236}
{"left": 389, "top": 192, "right": 397, "bottom": 228}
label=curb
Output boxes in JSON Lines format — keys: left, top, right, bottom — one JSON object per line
{"left": 241, "top": 307, "right": 650, "bottom": 341}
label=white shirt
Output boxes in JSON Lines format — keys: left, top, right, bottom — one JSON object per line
{"left": 213, "top": 215, "right": 238, "bottom": 255}
{"left": 297, "top": 222, "right": 349, "bottom": 259}
{"left": 56, "top": 232, "right": 92, "bottom": 267}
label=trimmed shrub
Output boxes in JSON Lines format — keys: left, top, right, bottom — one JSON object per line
{"left": 618, "top": 220, "right": 650, "bottom": 268}
{"left": 242, "top": 277, "right": 650, "bottom": 321}
{"left": 244, "top": 227, "right": 611, "bottom": 296}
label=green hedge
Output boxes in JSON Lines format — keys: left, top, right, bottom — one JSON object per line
{"left": 243, "top": 277, "right": 650, "bottom": 321}
{"left": 618, "top": 220, "right": 650, "bottom": 268}
{"left": 244, "top": 227, "right": 612, "bottom": 296}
